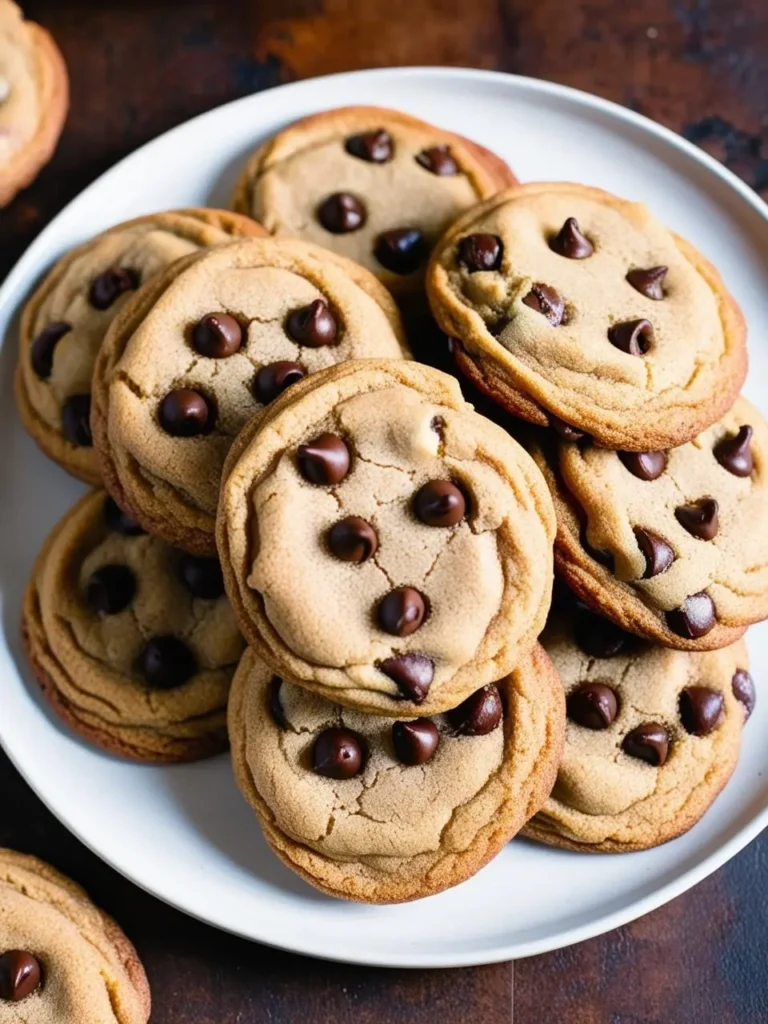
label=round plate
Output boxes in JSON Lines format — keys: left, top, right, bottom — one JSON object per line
{"left": 1, "top": 67, "right": 767, "bottom": 968}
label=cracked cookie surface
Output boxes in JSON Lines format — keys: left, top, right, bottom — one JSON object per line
{"left": 233, "top": 105, "right": 517, "bottom": 298}
{"left": 91, "top": 237, "right": 409, "bottom": 554}
{"left": 0, "top": 847, "right": 150, "bottom": 1022}
{"left": 525, "top": 599, "right": 750, "bottom": 852}
{"left": 16, "top": 209, "right": 264, "bottom": 485}
{"left": 217, "top": 359, "right": 556, "bottom": 716}
{"left": 228, "top": 642, "right": 564, "bottom": 903}
{"left": 22, "top": 490, "right": 245, "bottom": 763}
{"left": 426, "top": 182, "right": 747, "bottom": 450}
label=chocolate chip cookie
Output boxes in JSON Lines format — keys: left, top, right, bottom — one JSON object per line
{"left": 16, "top": 208, "right": 265, "bottom": 485}
{"left": 0, "top": 1, "right": 68, "bottom": 207}
{"left": 22, "top": 490, "right": 245, "bottom": 762}
{"left": 233, "top": 105, "right": 517, "bottom": 298}
{"left": 0, "top": 847, "right": 150, "bottom": 1021}
{"left": 427, "top": 182, "right": 747, "bottom": 450}
{"left": 91, "top": 237, "right": 409, "bottom": 555}
{"left": 217, "top": 359, "right": 556, "bottom": 716}
{"left": 530, "top": 395, "right": 768, "bottom": 650}
{"left": 525, "top": 600, "right": 751, "bottom": 852}
{"left": 229, "top": 642, "right": 564, "bottom": 903}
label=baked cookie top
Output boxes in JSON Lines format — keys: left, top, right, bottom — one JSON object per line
{"left": 531, "top": 395, "right": 768, "bottom": 649}
{"left": 91, "top": 237, "right": 409, "bottom": 555}
{"left": 527, "top": 601, "right": 751, "bottom": 852}
{"left": 427, "top": 182, "right": 747, "bottom": 450}
{"left": 0, "top": 847, "right": 150, "bottom": 1022}
{"left": 23, "top": 490, "right": 244, "bottom": 763}
{"left": 218, "top": 359, "right": 555, "bottom": 716}
{"left": 0, "top": 1, "right": 68, "bottom": 207}
{"left": 233, "top": 105, "right": 516, "bottom": 297}
{"left": 229, "top": 642, "right": 564, "bottom": 903}
{"left": 16, "top": 209, "right": 264, "bottom": 485}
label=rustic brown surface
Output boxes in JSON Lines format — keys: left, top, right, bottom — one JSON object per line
{"left": 3, "top": 1, "right": 768, "bottom": 1021}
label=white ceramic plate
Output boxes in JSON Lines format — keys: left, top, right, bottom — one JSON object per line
{"left": 1, "top": 68, "right": 767, "bottom": 969}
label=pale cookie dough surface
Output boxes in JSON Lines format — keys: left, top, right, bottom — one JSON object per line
{"left": 526, "top": 605, "right": 749, "bottom": 852}
{"left": 228, "top": 642, "right": 565, "bottom": 903}
{"left": 22, "top": 490, "right": 244, "bottom": 763}
{"left": 92, "top": 238, "right": 409, "bottom": 555}
{"left": 16, "top": 209, "right": 264, "bottom": 486}
{"left": 0, "top": 848, "right": 149, "bottom": 1023}
{"left": 218, "top": 359, "right": 556, "bottom": 716}
{"left": 0, "top": 1, "right": 68, "bottom": 207}
{"left": 234, "top": 105, "right": 516, "bottom": 297}
{"left": 427, "top": 182, "right": 747, "bottom": 450}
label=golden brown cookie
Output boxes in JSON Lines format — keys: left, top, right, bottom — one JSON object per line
{"left": 217, "top": 359, "right": 556, "bottom": 717}
{"left": 22, "top": 490, "right": 244, "bottom": 763}
{"left": 91, "top": 237, "right": 409, "bottom": 555}
{"left": 529, "top": 396, "right": 768, "bottom": 650}
{"left": 525, "top": 599, "right": 752, "bottom": 852}
{"left": 426, "top": 182, "right": 747, "bottom": 450}
{"left": 15, "top": 208, "right": 265, "bottom": 485}
{"left": 0, "top": 847, "right": 150, "bottom": 1021}
{"left": 233, "top": 105, "right": 517, "bottom": 298}
{"left": 229, "top": 642, "right": 564, "bottom": 903}
{"left": 0, "top": 1, "right": 68, "bottom": 207}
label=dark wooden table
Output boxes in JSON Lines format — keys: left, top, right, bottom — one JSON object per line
{"left": 3, "top": 2, "right": 768, "bottom": 1021}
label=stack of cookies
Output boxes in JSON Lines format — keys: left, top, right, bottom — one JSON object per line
{"left": 14, "top": 104, "right": 764, "bottom": 907}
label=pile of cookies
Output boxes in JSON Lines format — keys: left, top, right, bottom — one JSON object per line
{"left": 13, "top": 102, "right": 765, "bottom": 919}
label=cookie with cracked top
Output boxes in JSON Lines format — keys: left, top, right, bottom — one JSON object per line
{"left": 426, "top": 182, "right": 747, "bottom": 451}
{"left": 228, "top": 642, "right": 564, "bottom": 903}
{"left": 217, "top": 359, "right": 555, "bottom": 717}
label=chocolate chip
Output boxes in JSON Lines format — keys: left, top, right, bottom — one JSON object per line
{"left": 379, "top": 654, "right": 434, "bottom": 703}
{"left": 297, "top": 433, "right": 350, "bottom": 485}
{"left": 567, "top": 683, "right": 619, "bottom": 730}
{"left": 608, "top": 319, "right": 653, "bottom": 356}
{"left": 458, "top": 233, "right": 503, "bottom": 272}
{"left": 413, "top": 480, "right": 466, "bottom": 527}
{"left": 317, "top": 192, "right": 366, "bottom": 233}
{"left": 254, "top": 361, "right": 305, "bottom": 404}
{"left": 679, "top": 686, "right": 724, "bottom": 736}
{"left": 104, "top": 496, "right": 144, "bottom": 536}
{"left": 137, "top": 636, "right": 197, "bottom": 688}
{"left": 192, "top": 313, "right": 243, "bottom": 358}
{"left": 551, "top": 415, "right": 586, "bottom": 442}
{"left": 626, "top": 266, "right": 668, "bottom": 300}
{"left": 86, "top": 564, "right": 136, "bottom": 614}
{"left": 328, "top": 517, "right": 378, "bottom": 563}
{"left": 666, "top": 592, "right": 716, "bottom": 639}
{"left": 268, "top": 676, "right": 288, "bottom": 729}
{"left": 732, "top": 669, "right": 756, "bottom": 718}
{"left": 345, "top": 129, "right": 393, "bottom": 163}
{"left": 674, "top": 498, "right": 719, "bottom": 540}
{"left": 619, "top": 450, "right": 668, "bottom": 481}
{"left": 448, "top": 684, "right": 503, "bottom": 736}
{"left": 178, "top": 553, "right": 224, "bottom": 599}
{"left": 634, "top": 526, "right": 675, "bottom": 578}
{"left": 0, "top": 950, "right": 41, "bottom": 1002}
{"left": 574, "top": 605, "right": 631, "bottom": 658}
{"left": 522, "top": 283, "right": 565, "bottom": 326}
{"left": 374, "top": 229, "right": 427, "bottom": 275}
{"left": 89, "top": 267, "right": 138, "bottom": 310}
{"left": 378, "top": 587, "right": 427, "bottom": 637}
{"left": 430, "top": 415, "right": 445, "bottom": 437}
{"left": 416, "top": 145, "right": 458, "bottom": 175}
{"left": 392, "top": 719, "right": 440, "bottom": 765}
{"left": 30, "top": 321, "right": 71, "bottom": 379}
{"left": 622, "top": 723, "right": 670, "bottom": 765}
{"left": 159, "top": 389, "right": 213, "bottom": 437}
{"left": 285, "top": 299, "right": 338, "bottom": 347}
{"left": 714, "top": 425, "right": 753, "bottom": 477}
{"left": 550, "top": 218, "right": 593, "bottom": 258}
{"left": 312, "top": 727, "right": 366, "bottom": 779}
{"left": 61, "top": 394, "right": 92, "bottom": 447}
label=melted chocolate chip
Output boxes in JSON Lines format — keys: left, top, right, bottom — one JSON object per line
{"left": 622, "top": 723, "right": 670, "bottom": 765}
{"left": 619, "top": 450, "right": 668, "bottom": 481}
{"left": 551, "top": 415, "right": 586, "bottom": 442}
{"left": 30, "top": 322, "right": 71, "bottom": 379}
{"left": 86, "top": 564, "right": 136, "bottom": 614}
{"left": 732, "top": 669, "right": 756, "bottom": 719}
{"left": 574, "top": 605, "right": 631, "bottom": 658}
{"left": 567, "top": 683, "right": 619, "bottom": 730}
{"left": 416, "top": 145, "right": 458, "bottom": 175}
{"left": 392, "top": 719, "right": 440, "bottom": 765}
{"left": 413, "top": 480, "right": 466, "bottom": 527}
{"left": 448, "top": 684, "right": 503, "bottom": 736}
{"left": 328, "top": 517, "right": 378, "bottom": 563}
{"left": 61, "top": 394, "right": 92, "bottom": 447}
{"left": 550, "top": 218, "right": 593, "bottom": 259}
{"left": 522, "top": 283, "right": 565, "bottom": 326}
{"left": 608, "top": 319, "right": 653, "bottom": 356}
{"left": 634, "top": 526, "right": 675, "bottom": 578}
{"left": 312, "top": 727, "right": 366, "bottom": 779}
{"left": 458, "top": 234, "right": 503, "bottom": 272}
{"left": 626, "top": 266, "right": 668, "bottom": 300}
{"left": 378, "top": 587, "right": 427, "bottom": 637}
{"left": 89, "top": 267, "right": 138, "bottom": 310}
{"left": 297, "top": 433, "right": 350, "bottom": 485}
{"left": 254, "top": 361, "right": 305, "bottom": 404}
{"left": 674, "top": 498, "right": 719, "bottom": 540}
{"left": 345, "top": 129, "right": 393, "bottom": 163}
{"left": 192, "top": 313, "right": 243, "bottom": 358}
{"left": 679, "top": 686, "right": 724, "bottom": 736}
{"left": 137, "top": 636, "right": 197, "bottom": 689}
{"left": 178, "top": 554, "right": 224, "bottom": 599}
{"left": 379, "top": 654, "right": 434, "bottom": 703}
{"left": 159, "top": 389, "right": 213, "bottom": 436}
{"left": 374, "top": 229, "right": 426, "bottom": 275}
{"left": 268, "top": 677, "right": 288, "bottom": 729}
{"left": 317, "top": 192, "right": 366, "bottom": 233}
{"left": 714, "top": 425, "right": 753, "bottom": 477}
{"left": 0, "top": 951, "right": 41, "bottom": 1002}
{"left": 285, "top": 299, "right": 338, "bottom": 347}
{"left": 666, "top": 592, "right": 716, "bottom": 639}
{"left": 104, "top": 497, "right": 145, "bottom": 536}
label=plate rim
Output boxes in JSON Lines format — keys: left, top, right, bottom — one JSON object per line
{"left": 1, "top": 65, "right": 767, "bottom": 968}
